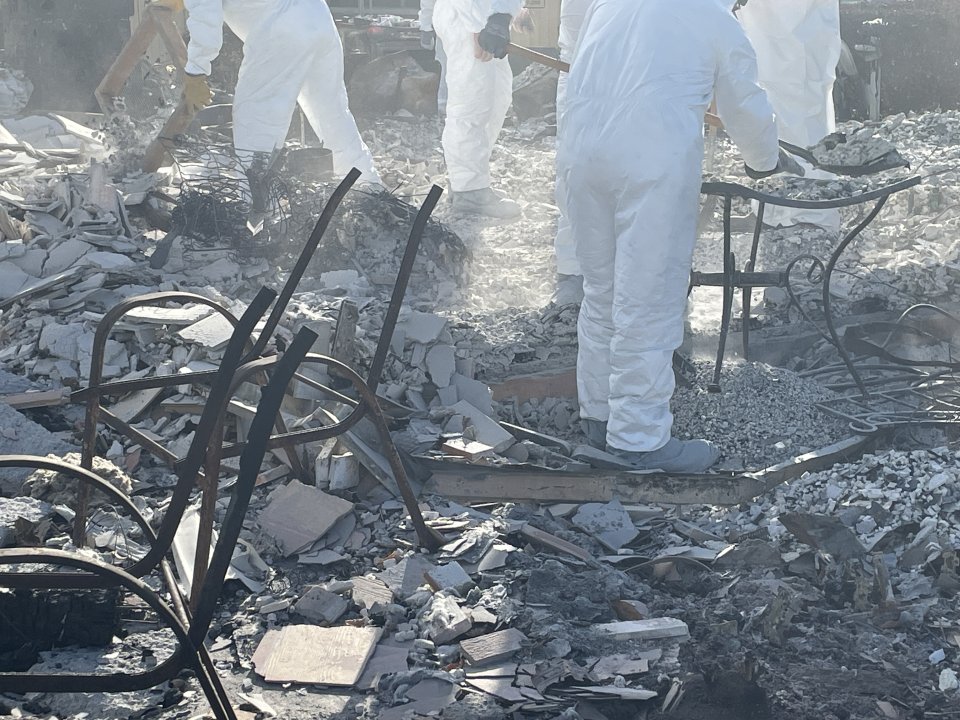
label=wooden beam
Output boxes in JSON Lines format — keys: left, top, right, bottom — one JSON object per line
{"left": 425, "top": 467, "right": 766, "bottom": 506}
{"left": 755, "top": 435, "right": 873, "bottom": 490}
{"left": 0, "top": 388, "right": 70, "bottom": 410}
{"left": 95, "top": 12, "right": 160, "bottom": 113}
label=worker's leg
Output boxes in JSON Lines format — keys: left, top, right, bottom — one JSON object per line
{"left": 553, "top": 67, "right": 582, "bottom": 284}
{"left": 434, "top": 8, "right": 502, "bottom": 192}
{"left": 605, "top": 169, "right": 702, "bottom": 452}
{"left": 297, "top": 2, "right": 380, "bottom": 183}
{"left": 230, "top": 0, "right": 321, "bottom": 158}
{"left": 561, "top": 161, "right": 617, "bottom": 425}
{"left": 484, "top": 58, "right": 513, "bottom": 151}
{"left": 436, "top": 38, "right": 448, "bottom": 118}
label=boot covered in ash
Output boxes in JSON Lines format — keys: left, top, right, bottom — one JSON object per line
{"left": 580, "top": 418, "right": 607, "bottom": 450}
{"left": 607, "top": 437, "right": 720, "bottom": 473}
{"left": 452, "top": 187, "right": 521, "bottom": 219}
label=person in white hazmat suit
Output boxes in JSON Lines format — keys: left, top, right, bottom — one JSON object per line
{"left": 557, "top": 0, "right": 802, "bottom": 472}
{"left": 418, "top": 0, "right": 448, "bottom": 117}
{"left": 738, "top": 0, "right": 842, "bottom": 230}
{"left": 551, "top": 0, "right": 594, "bottom": 306}
{"left": 181, "top": 0, "right": 380, "bottom": 184}
{"left": 433, "top": 0, "right": 525, "bottom": 218}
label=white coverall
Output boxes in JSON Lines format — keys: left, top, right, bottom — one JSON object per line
{"left": 184, "top": 0, "right": 379, "bottom": 181}
{"left": 739, "top": 0, "right": 842, "bottom": 229}
{"left": 418, "top": 0, "right": 448, "bottom": 116}
{"left": 433, "top": 0, "right": 524, "bottom": 193}
{"left": 557, "top": 0, "right": 779, "bottom": 452}
{"left": 553, "top": 0, "right": 594, "bottom": 277}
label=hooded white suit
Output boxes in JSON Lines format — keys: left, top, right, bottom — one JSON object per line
{"left": 432, "top": 0, "right": 524, "bottom": 193}
{"left": 739, "top": 0, "right": 842, "bottom": 229}
{"left": 184, "top": 0, "right": 379, "bottom": 181}
{"left": 557, "top": 0, "right": 779, "bottom": 452}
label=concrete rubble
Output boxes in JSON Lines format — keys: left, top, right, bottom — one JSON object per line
{"left": 1, "top": 23, "right": 960, "bottom": 720}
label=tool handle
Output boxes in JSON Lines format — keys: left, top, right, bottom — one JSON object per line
{"left": 506, "top": 42, "right": 570, "bottom": 73}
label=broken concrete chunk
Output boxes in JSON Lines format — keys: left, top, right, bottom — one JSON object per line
{"left": 258, "top": 480, "right": 354, "bottom": 557}
{"left": 572, "top": 499, "right": 639, "bottom": 551}
{"left": 251, "top": 625, "right": 381, "bottom": 686}
{"left": 316, "top": 451, "right": 360, "bottom": 491}
{"left": 378, "top": 555, "right": 436, "bottom": 599}
{"left": 780, "top": 512, "right": 867, "bottom": 562}
{"left": 295, "top": 586, "right": 349, "bottom": 624}
{"left": 452, "top": 373, "right": 493, "bottom": 415}
{"left": 425, "top": 594, "right": 473, "bottom": 644}
{"left": 320, "top": 269, "right": 359, "bottom": 290}
{"left": 449, "top": 400, "right": 514, "bottom": 453}
{"left": 425, "top": 561, "right": 474, "bottom": 595}
{"left": 426, "top": 344, "right": 456, "bottom": 388}
{"left": 460, "top": 628, "right": 527, "bottom": 667}
{"left": 351, "top": 576, "right": 395, "bottom": 610}
{"left": 178, "top": 311, "right": 237, "bottom": 350}
{"left": 0, "top": 261, "right": 29, "bottom": 299}
{"left": 596, "top": 618, "right": 690, "bottom": 642}
{"left": 404, "top": 311, "right": 447, "bottom": 344}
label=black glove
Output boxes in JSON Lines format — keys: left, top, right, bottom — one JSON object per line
{"left": 478, "top": 13, "right": 511, "bottom": 59}
{"left": 745, "top": 148, "right": 806, "bottom": 180}
{"left": 420, "top": 29, "right": 436, "bottom": 51}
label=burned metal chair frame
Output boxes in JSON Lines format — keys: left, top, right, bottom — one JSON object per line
{"left": 73, "top": 174, "right": 445, "bottom": 575}
{"left": 692, "top": 175, "right": 921, "bottom": 393}
{"left": 0, "top": 326, "right": 319, "bottom": 720}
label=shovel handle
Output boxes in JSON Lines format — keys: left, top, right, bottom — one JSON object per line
{"left": 507, "top": 42, "right": 570, "bottom": 73}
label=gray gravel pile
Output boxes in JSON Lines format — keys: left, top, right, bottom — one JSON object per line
{"left": 706, "top": 445, "right": 960, "bottom": 552}
{"left": 671, "top": 360, "right": 846, "bottom": 470}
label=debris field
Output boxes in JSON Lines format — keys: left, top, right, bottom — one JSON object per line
{"left": 1, "top": 11, "right": 960, "bottom": 720}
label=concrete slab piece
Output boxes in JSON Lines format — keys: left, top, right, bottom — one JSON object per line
{"left": 251, "top": 625, "right": 382, "bottom": 686}
{"left": 449, "top": 400, "right": 514, "bottom": 453}
{"left": 426, "top": 344, "right": 456, "bottom": 388}
{"left": 404, "top": 311, "right": 447, "bottom": 344}
{"left": 258, "top": 480, "right": 354, "bottom": 557}
{"left": 572, "top": 499, "right": 639, "bottom": 551}
{"left": 0, "top": 403, "right": 74, "bottom": 495}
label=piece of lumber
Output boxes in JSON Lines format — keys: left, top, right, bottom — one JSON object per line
{"left": 143, "top": 96, "right": 198, "bottom": 173}
{"left": 756, "top": 435, "right": 873, "bottom": 491}
{"left": 491, "top": 367, "right": 577, "bottom": 403}
{"left": 95, "top": 12, "right": 161, "bottom": 112}
{"left": 0, "top": 388, "right": 70, "bottom": 410}
{"left": 595, "top": 618, "right": 689, "bottom": 642}
{"left": 506, "top": 43, "right": 569, "bottom": 73}
{"left": 519, "top": 524, "right": 593, "bottom": 563}
{"left": 460, "top": 628, "right": 527, "bottom": 667}
{"left": 426, "top": 467, "right": 766, "bottom": 506}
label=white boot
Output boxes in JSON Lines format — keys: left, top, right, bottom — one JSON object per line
{"left": 452, "top": 187, "right": 521, "bottom": 219}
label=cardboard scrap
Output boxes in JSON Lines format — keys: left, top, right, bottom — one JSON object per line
{"left": 251, "top": 625, "right": 382, "bottom": 686}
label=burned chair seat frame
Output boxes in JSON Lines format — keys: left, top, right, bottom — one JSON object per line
{"left": 70, "top": 171, "right": 445, "bottom": 593}
{"left": 693, "top": 175, "right": 921, "bottom": 394}
{"left": 0, "top": 324, "right": 321, "bottom": 720}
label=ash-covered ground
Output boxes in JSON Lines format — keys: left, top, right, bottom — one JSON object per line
{"left": 1, "top": 78, "right": 960, "bottom": 720}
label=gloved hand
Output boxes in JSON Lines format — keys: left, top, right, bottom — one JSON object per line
{"left": 183, "top": 73, "right": 212, "bottom": 113}
{"left": 744, "top": 148, "right": 806, "bottom": 180}
{"left": 511, "top": 8, "right": 535, "bottom": 34}
{"left": 420, "top": 30, "right": 436, "bottom": 51}
{"left": 477, "top": 13, "right": 511, "bottom": 59}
